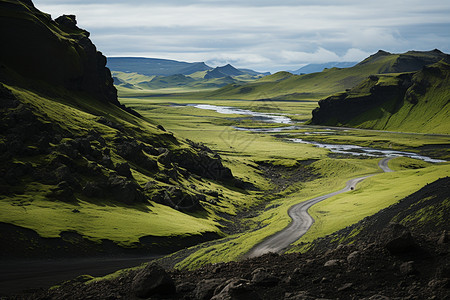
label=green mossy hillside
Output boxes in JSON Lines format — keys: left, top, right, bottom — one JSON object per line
{"left": 0, "top": 0, "right": 246, "bottom": 256}
{"left": 311, "top": 60, "right": 450, "bottom": 134}
{"left": 0, "top": 78, "right": 240, "bottom": 255}
{"left": 202, "top": 50, "right": 449, "bottom": 101}
{"left": 304, "top": 176, "right": 450, "bottom": 252}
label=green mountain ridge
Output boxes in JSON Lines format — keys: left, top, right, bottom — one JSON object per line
{"left": 112, "top": 66, "right": 264, "bottom": 92}
{"left": 310, "top": 59, "right": 450, "bottom": 134}
{"left": 203, "top": 49, "right": 449, "bottom": 101}
{"left": 292, "top": 61, "right": 357, "bottom": 74}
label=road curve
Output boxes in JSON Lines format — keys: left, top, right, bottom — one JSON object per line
{"left": 246, "top": 157, "right": 394, "bottom": 258}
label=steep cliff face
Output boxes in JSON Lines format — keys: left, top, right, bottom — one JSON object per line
{"left": 311, "top": 73, "right": 412, "bottom": 125}
{"left": 0, "top": 0, "right": 118, "bottom": 105}
{"left": 0, "top": 0, "right": 238, "bottom": 257}
{"left": 311, "top": 58, "right": 450, "bottom": 134}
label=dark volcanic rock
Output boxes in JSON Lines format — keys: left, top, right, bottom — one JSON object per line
{"left": 399, "top": 261, "right": 416, "bottom": 276}
{"left": 382, "top": 223, "right": 416, "bottom": 254}
{"left": 194, "top": 278, "right": 225, "bottom": 300}
{"left": 0, "top": 84, "right": 19, "bottom": 108}
{"left": 115, "top": 162, "right": 133, "bottom": 178}
{"left": 0, "top": 1, "right": 119, "bottom": 106}
{"left": 82, "top": 181, "right": 105, "bottom": 198}
{"left": 211, "top": 278, "right": 261, "bottom": 300}
{"left": 251, "top": 268, "right": 280, "bottom": 287}
{"left": 55, "top": 14, "right": 79, "bottom": 31}
{"left": 26, "top": 177, "right": 450, "bottom": 299}
{"left": 311, "top": 74, "right": 412, "bottom": 126}
{"left": 108, "top": 175, "right": 146, "bottom": 204}
{"left": 131, "top": 263, "right": 175, "bottom": 298}
{"left": 49, "top": 181, "right": 76, "bottom": 202}
{"left": 438, "top": 230, "right": 449, "bottom": 244}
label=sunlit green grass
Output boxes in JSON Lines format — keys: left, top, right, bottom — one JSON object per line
{"left": 174, "top": 158, "right": 382, "bottom": 268}
{"left": 0, "top": 85, "right": 265, "bottom": 247}
{"left": 289, "top": 160, "right": 449, "bottom": 252}
{"left": 122, "top": 93, "right": 448, "bottom": 268}
{"left": 0, "top": 196, "right": 221, "bottom": 247}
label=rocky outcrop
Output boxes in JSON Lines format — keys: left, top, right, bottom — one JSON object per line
{"left": 311, "top": 73, "right": 413, "bottom": 125}
{"left": 0, "top": 0, "right": 118, "bottom": 105}
{"left": 34, "top": 219, "right": 450, "bottom": 299}
{"left": 382, "top": 223, "right": 417, "bottom": 254}
{"left": 310, "top": 57, "right": 450, "bottom": 132}
{"left": 131, "top": 263, "right": 176, "bottom": 298}
{"left": 9, "top": 179, "right": 450, "bottom": 297}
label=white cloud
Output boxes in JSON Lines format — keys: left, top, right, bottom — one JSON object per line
{"left": 32, "top": 0, "right": 450, "bottom": 72}
{"left": 280, "top": 48, "right": 340, "bottom": 64}
{"left": 342, "top": 48, "right": 371, "bottom": 62}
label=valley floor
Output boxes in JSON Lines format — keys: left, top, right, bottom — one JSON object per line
{"left": 118, "top": 92, "right": 449, "bottom": 268}
{"left": 3, "top": 90, "right": 449, "bottom": 297}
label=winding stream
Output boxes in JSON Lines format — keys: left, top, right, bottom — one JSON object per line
{"left": 289, "top": 138, "right": 446, "bottom": 163}
{"left": 191, "top": 104, "right": 446, "bottom": 163}
{"left": 188, "top": 104, "right": 292, "bottom": 124}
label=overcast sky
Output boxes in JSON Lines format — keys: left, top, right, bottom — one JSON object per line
{"left": 33, "top": 0, "right": 450, "bottom": 72}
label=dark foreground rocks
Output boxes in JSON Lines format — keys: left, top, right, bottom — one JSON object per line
{"left": 10, "top": 177, "right": 450, "bottom": 299}
{"left": 23, "top": 223, "right": 449, "bottom": 300}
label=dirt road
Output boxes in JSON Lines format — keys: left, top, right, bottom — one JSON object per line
{"left": 247, "top": 157, "right": 394, "bottom": 258}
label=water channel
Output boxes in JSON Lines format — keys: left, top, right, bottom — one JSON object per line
{"left": 191, "top": 104, "right": 446, "bottom": 163}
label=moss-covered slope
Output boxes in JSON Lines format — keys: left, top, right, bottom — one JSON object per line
{"left": 306, "top": 176, "right": 450, "bottom": 251}
{"left": 203, "top": 50, "right": 449, "bottom": 100}
{"left": 0, "top": 0, "right": 242, "bottom": 257}
{"left": 311, "top": 59, "right": 450, "bottom": 134}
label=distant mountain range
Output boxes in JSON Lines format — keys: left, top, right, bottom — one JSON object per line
{"left": 206, "top": 49, "right": 449, "bottom": 102}
{"left": 107, "top": 57, "right": 211, "bottom": 76}
{"left": 291, "top": 62, "right": 358, "bottom": 74}
{"left": 107, "top": 57, "right": 269, "bottom": 77}
{"left": 108, "top": 58, "right": 270, "bottom": 90}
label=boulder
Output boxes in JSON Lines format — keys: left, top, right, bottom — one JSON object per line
{"left": 399, "top": 261, "right": 416, "bottom": 276}
{"left": 82, "top": 181, "right": 105, "bottom": 198}
{"left": 144, "top": 181, "right": 157, "bottom": 190}
{"left": 49, "top": 181, "right": 76, "bottom": 202}
{"left": 324, "top": 259, "right": 341, "bottom": 267}
{"left": 346, "top": 251, "right": 360, "bottom": 265}
{"left": 211, "top": 278, "right": 260, "bottom": 300}
{"left": 438, "top": 230, "right": 449, "bottom": 244}
{"left": 115, "top": 162, "right": 132, "bottom": 178}
{"left": 251, "top": 268, "right": 280, "bottom": 287}
{"left": 108, "top": 175, "right": 146, "bottom": 204}
{"left": 176, "top": 282, "right": 196, "bottom": 293}
{"left": 131, "top": 263, "right": 175, "bottom": 298}
{"left": 100, "top": 155, "right": 114, "bottom": 169}
{"left": 54, "top": 165, "right": 79, "bottom": 188}
{"left": 194, "top": 278, "right": 225, "bottom": 300}
{"left": 382, "top": 223, "right": 416, "bottom": 254}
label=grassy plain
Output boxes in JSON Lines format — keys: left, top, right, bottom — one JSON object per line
{"left": 119, "top": 88, "right": 449, "bottom": 268}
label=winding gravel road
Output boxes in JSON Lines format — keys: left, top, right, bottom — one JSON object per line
{"left": 247, "top": 157, "right": 394, "bottom": 258}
